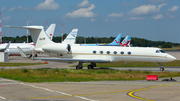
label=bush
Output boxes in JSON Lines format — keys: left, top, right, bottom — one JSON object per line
{"left": 162, "top": 44, "right": 173, "bottom": 48}
{"left": 21, "top": 69, "right": 28, "bottom": 73}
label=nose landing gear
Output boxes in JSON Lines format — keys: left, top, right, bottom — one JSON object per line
{"left": 158, "top": 62, "right": 164, "bottom": 71}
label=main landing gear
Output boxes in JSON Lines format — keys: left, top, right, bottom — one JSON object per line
{"left": 87, "top": 63, "right": 96, "bottom": 69}
{"left": 158, "top": 62, "right": 164, "bottom": 71}
{"left": 76, "top": 62, "right": 83, "bottom": 69}
{"left": 30, "top": 54, "right": 38, "bottom": 58}
{"left": 76, "top": 62, "right": 96, "bottom": 70}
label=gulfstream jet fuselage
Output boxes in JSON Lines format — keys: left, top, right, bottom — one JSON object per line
{"left": 6, "top": 25, "right": 176, "bottom": 71}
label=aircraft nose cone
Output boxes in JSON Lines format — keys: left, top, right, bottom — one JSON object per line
{"left": 166, "top": 54, "right": 176, "bottom": 61}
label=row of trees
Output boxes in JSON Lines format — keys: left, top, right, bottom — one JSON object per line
{"left": 2, "top": 34, "right": 180, "bottom": 48}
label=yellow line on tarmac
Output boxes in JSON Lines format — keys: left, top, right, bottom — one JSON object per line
{"left": 127, "top": 83, "right": 179, "bottom": 101}
{"left": 14, "top": 89, "right": 135, "bottom": 100}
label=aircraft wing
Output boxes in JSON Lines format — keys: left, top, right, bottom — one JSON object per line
{"left": 17, "top": 45, "right": 110, "bottom": 63}
{"left": 33, "top": 58, "right": 110, "bottom": 63}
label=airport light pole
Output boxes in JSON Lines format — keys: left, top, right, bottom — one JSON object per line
{"left": 61, "top": 23, "right": 63, "bottom": 42}
{"left": 0, "top": 12, "right": 2, "bottom": 44}
{"left": 27, "top": 17, "right": 28, "bottom": 43}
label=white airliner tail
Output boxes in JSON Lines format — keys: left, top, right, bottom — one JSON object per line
{"left": 46, "top": 24, "right": 56, "bottom": 41}
{"left": 5, "top": 25, "right": 54, "bottom": 51}
{"left": 62, "top": 29, "right": 78, "bottom": 44}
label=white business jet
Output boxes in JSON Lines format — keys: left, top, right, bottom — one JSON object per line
{"left": 0, "top": 24, "right": 56, "bottom": 57}
{"left": 6, "top": 25, "right": 176, "bottom": 71}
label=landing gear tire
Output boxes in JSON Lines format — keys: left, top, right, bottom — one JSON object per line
{"left": 87, "top": 65, "right": 94, "bottom": 69}
{"left": 160, "top": 67, "right": 164, "bottom": 71}
{"left": 158, "top": 62, "right": 164, "bottom": 71}
{"left": 34, "top": 54, "right": 38, "bottom": 57}
{"left": 30, "top": 54, "right": 32, "bottom": 58}
{"left": 76, "top": 66, "right": 83, "bottom": 69}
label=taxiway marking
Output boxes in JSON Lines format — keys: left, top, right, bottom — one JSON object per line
{"left": 14, "top": 88, "right": 135, "bottom": 100}
{"left": 127, "top": 83, "right": 179, "bottom": 101}
{"left": 0, "top": 96, "right": 6, "bottom": 100}
{"left": 19, "top": 83, "right": 96, "bottom": 101}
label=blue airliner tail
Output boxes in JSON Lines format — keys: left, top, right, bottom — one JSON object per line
{"left": 81, "top": 33, "right": 122, "bottom": 46}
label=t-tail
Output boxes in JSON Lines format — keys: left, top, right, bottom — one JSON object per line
{"left": 62, "top": 29, "right": 78, "bottom": 44}
{"left": 106, "top": 33, "right": 122, "bottom": 46}
{"left": 5, "top": 25, "right": 54, "bottom": 52}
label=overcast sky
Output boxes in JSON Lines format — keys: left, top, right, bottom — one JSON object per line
{"left": 1, "top": 0, "right": 180, "bottom": 43}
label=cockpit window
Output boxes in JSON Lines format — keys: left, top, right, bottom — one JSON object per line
{"left": 159, "top": 50, "right": 166, "bottom": 53}
{"left": 156, "top": 50, "right": 166, "bottom": 53}
{"left": 156, "top": 50, "right": 160, "bottom": 53}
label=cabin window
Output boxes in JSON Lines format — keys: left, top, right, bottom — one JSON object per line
{"left": 156, "top": 50, "right": 160, "bottom": 53}
{"left": 113, "top": 51, "right": 117, "bottom": 54}
{"left": 159, "top": 50, "right": 166, "bottom": 53}
{"left": 121, "top": 51, "right": 124, "bottom": 55}
{"left": 128, "top": 51, "right": 131, "bottom": 55}
{"left": 99, "top": 51, "right": 103, "bottom": 54}
{"left": 93, "top": 50, "right": 96, "bottom": 54}
{"left": 106, "top": 51, "right": 110, "bottom": 54}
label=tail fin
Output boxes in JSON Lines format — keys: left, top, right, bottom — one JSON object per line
{"left": 107, "top": 33, "right": 122, "bottom": 45}
{"left": 120, "top": 35, "right": 129, "bottom": 45}
{"left": 5, "top": 25, "right": 53, "bottom": 51}
{"left": 126, "top": 36, "right": 131, "bottom": 47}
{"left": 62, "top": 29, "right": 78, "bottom": 44}
{"left": 45, "top": 24, "right": 56, "bottom": 41}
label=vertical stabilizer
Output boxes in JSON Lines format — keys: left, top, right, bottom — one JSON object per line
{"left": 120, "top": 35, "right": 129, "bottom": 45}
{"left": 46, "top": 24, "right": 56, "bottom": 41}
{"left": 107, "top": 33, "right": 122, "bottom": 45}
{"left": 62, "top": 29, "right": 78, "bottom": 44}
{"left": 127, "top": 36, "right": 131, "bottom": 47}
{"left": 5, "top": 25, "right": 53, "bottom": 51}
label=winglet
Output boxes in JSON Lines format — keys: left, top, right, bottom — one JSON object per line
{"left": 0, "top": 41, "right": 11, "bottom": 52}
{"left": 17, "top": 46, "right": 29, "bottom": 58}
{"left": 5, "top": 41, "right": 11, "bottom": 50}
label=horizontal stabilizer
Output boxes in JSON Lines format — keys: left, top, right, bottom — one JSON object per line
{"left": 33, "top": 58, "right": 110, "bottom": 63}
{"left": 4, "top": 25, "right": 43, "bottom": 29}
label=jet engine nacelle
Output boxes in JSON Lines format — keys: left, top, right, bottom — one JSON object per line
{"left": 42, "top": 43, "right": 71, "bottom": 54}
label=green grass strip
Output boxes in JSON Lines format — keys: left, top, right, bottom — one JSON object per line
{"left": 0, "top": 63, "right": 44, "bottom": 67}
{"left": 1, "top": 68, "right": 180, "bottom": 82}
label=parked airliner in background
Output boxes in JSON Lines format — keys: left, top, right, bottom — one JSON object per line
{"left": 6, "top": 25, "right": 176, "bottom": 71}
{"left": 0, "top": 24, "right": 56, "bottom": 57}
{"left": 0, "top": 41, "right": 11, "bottom": 52}
{"left": 120, "top": 36, "right": 131, "bottom": 47}
{"left": 81, "top": 34, "right": 122, "bottom": 46}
